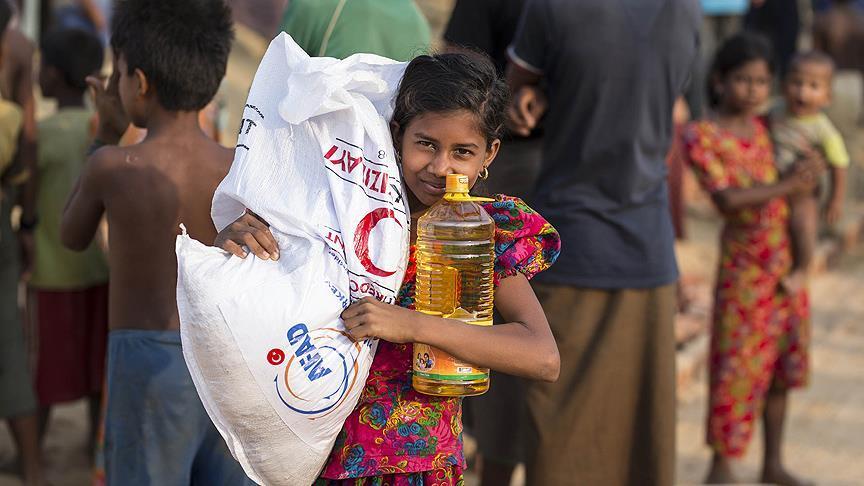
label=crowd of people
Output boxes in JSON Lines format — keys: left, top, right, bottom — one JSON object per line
{"left": 0, "top": 0, "right": 859, "bottom": 485}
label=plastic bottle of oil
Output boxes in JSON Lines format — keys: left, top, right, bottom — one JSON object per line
{"left": 412, "top": 174, "right": 495, "bottom": 397}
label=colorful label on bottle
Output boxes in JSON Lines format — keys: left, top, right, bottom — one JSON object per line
{"left": 412, "top": 343, "right": 489, "bottom": 382}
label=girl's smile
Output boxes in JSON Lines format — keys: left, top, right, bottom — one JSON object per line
{"left": 396, "top": 110, "right": 499, "bottom": 210}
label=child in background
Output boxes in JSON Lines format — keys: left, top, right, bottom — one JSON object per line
{"left": 0, "top": 3, "right": 43, "bottom": 485}
{"left": 215, "top": 52, "right": 562, "bottom": 485}
{"left": 60, "top": 0, "right": 246, "bottom": 482}
{"left": 771, "top": 51, "right": 850, "bottom": 292}
{"left": 683, "top": 33, "right": 822, "bottom": 486}
{"left": 29, "top": 27, "right": 108, "bottom": 451}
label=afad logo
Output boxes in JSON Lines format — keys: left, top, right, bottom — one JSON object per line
{"left": 266, "top": 323, "right": 365, "bottom": 418}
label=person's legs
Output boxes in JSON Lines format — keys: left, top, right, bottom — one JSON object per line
{"left": 525, "top": 283, "right": 676, "bottom": 486}
{"left": 478, "top": 458, "right": 516, "bottom": 486}
{"left": 8, "top": 413, "right": 43, "bottom": 486}
{"left": 1, "top": 242, "right": 41, "bottom": 485}
{"left": 468, "top": 351, "right": 527, "bottom": 486}
{"left": 87, "top": 393, "right": 101, "bottom": 453}
{"left": 36, "top": 405, "right": 50, "bottom": 444}
{"left": 191, "top": 417, "right": 248, "bottom": 486}
{"left": 761, "top": 290, "right": 812, "bottom": 486}
{"left": 782, "top": 195, "right": 818, "bottom": 294}
{"left": 104, "top": 330, "right": 200, "bottom": 485}
{"left": 759, "top": 387, "right": 812, "bottom": 486}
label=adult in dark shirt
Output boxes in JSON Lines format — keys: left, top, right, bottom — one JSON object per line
{"left": 444, "top": 3, "right": 541, "bottom": 486}
{"left": 507, "top": 0, "right": 700, "bottom": 484}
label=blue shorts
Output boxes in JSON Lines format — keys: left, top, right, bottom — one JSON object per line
{"left": 104, "top": 330, "right": 248, "bottom": 485}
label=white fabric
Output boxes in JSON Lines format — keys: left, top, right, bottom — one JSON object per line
{"left": 175, "top": 33, "right": 410, "bottom": 485}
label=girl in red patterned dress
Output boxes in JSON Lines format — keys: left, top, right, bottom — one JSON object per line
{"left": 682, "top": 34, "right": 823, "bottom": 486}
{"left": 216, "top": 52, "right": 561, "bottom": 485}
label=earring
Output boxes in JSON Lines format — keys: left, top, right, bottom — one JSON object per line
{"left": 395, "top": 151, "right": 402, "bottom": 163}
{"left": 478, "top": 166, "right": 489, "bottom": 180}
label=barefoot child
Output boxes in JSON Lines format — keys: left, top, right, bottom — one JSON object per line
{"left": 771, "top": 51, "right": 850, "bottom": 292}
{"left": 29, "top": 27, "right": 108, "bottom": 451}
{"left": 216, "top": 52, "right": 562, "bottom": 484}
{"left": 683, "top": 34, "right": 822, "bottom": 486}
{"left": 60, "top": 0, "right": 246, "bottom": 482}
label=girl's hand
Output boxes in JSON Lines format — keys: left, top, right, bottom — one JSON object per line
{"left": 341, "top": 297, "right": 421, "bottom": 343}
{"left": 213, "top": 210, "right": 279, "bottom": 260}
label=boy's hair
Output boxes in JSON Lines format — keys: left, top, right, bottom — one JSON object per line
{"left": 788, "top": 50, "right": 836, "bottom": 78}
{"left": 392, "top": 51, "right": 509, "bottom": 149}
{"left": 110, "top": 0, "right": 233, "bottom": 111}
{"left": 42, "top": 29, "right": 104, "bottom": 91}
{"left": 707, "top": 33, "right": 774, "bottom": 107}
{"left": 0, "top": 1, "right": 11, "bottom": 37}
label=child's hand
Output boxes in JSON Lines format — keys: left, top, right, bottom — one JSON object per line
{"left": 213, "top": 210, "right": 279, "bottom": 260}
{"left": 86, "top": 70, "right": 129, "bottom": 144}
{"left": 826, "top": 198, "right": 843, "bottom": 225}
{"left": 785, "top": 149, "right": 825, "bottom": 194}
{"left": 341, "top": 297, "right": 421, "bottom": 344}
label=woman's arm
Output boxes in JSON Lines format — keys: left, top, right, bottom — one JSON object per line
{"left": 341, "top": 274, "right": 560, "bottom": 383}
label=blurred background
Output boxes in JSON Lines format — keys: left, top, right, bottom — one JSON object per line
{"left": 1, "top": 1, "right": 863, "bottom": 484}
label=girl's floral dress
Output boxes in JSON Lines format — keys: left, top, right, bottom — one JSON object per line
{"left": 683, "top": 118, "right": 810, "bottom": 458}
{"left": 317, "top": 195, "right": 561, "bottom": 485}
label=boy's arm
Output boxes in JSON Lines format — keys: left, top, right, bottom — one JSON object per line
{"left": 61, "top": 150, "right": 109, "bottom": 251}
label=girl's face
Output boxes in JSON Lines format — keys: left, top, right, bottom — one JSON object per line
{"left": 716, "top": 59, "right": 772, "bottom": 115}
{"left": 395, "top": 110, "right": 500, "bottom": 211}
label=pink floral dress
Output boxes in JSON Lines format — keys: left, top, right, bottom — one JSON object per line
{"left": 683, "top": 118, "right": 810, "bottom": 458}
{"left": 317, "top": 195, "right": 560, "bottom": 485}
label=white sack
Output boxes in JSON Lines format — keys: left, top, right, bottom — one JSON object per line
{"left": 176, "top": 33, "right": 410, "bottom": 485}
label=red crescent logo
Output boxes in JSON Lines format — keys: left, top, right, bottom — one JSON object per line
{"left": 354, "top": 208, "right": 402, "bottom": 277}
{"left": 267, "top": 348, "right": 285, "bottom": 365}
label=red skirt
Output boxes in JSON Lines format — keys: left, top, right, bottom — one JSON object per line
{"left": 27, "top": 284, "right": 109, "bottom": 405}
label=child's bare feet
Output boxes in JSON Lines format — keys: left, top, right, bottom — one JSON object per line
{"left": 704, "top": 455, "right": 737, "bottom": 484}
{"left": 780, "top": 270, "right": 807, "bottom": 295}
{"left": 761, "top": 465, "right": 814, "bottom": 486}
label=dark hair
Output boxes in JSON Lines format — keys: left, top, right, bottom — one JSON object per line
{"left": 391, "top": 51, "right": 508, "bottom": 149}
{"left": 0, "top": 1, "right": 11, "bottom": 38}
{"left": 41, "top": 29, "right": 103, "bottom": 91}
{"left": 110, "top": 0, "right": 233, "bottom": 111}
{"left": 707, "top": 33, "right": 774, "bottom": 107}
{"left": 788, "top": 50, "right": 835, "bottom": 77}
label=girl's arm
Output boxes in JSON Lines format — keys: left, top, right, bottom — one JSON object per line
{"left": 213, "top": 213, "right": 561, "bottom": 382}
{"left": 712, "top": 154, "right": 822, "bottom": 213}
{"left": 341, "top": 274, "right": 560, "bottom": 383}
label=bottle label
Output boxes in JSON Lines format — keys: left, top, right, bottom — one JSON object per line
{"left": 412, "top": 343, "right": 488, "bottom": 381}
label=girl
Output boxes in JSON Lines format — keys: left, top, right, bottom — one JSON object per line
{"left": 215, "top": 53, "right": 561, "bottom": 485}
{"left": 682, "top": 34, "right": 821, "bottom": 486}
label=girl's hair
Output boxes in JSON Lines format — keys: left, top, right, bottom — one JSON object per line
{"left": 706, "top": 32, "right": 774, "bottom": 107}
{"left": 392, "top": 51, "right": 509, "bottom": 149}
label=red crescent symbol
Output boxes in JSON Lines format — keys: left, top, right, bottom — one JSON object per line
{"left": 267, "top": 348, "right": 285, "bottom": 365}
{"left": 354, "top": 208, "right": 402, "bottom": 277}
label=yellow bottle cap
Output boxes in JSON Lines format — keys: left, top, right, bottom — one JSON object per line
{"left": 445, "top": 174, "right": 470, "bottom": 194}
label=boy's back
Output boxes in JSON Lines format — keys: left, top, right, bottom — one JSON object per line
{"left": 32, "top": 108, "right": 108, "bottom": 287}
{"left": 60, "top": 1, "right": 247, "bottom": 482}
{"left": 89, "top": 132, "right": 230, "bottom": 330}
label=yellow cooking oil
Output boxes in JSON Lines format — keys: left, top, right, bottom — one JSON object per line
{"left": 413, "top": 174, "right": 495, "bottom": 397}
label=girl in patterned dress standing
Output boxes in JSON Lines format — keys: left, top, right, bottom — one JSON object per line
{"left": 682, "top": 34, "right": 823, "bottom": 486}
{"left": 216, "top": 52, "right": 562, "bottom": 485}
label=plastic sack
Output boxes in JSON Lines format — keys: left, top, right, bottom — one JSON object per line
{"left": 175, "top": 33, "right": 410, "bottom": 485}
